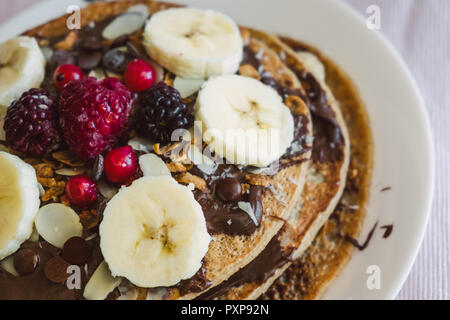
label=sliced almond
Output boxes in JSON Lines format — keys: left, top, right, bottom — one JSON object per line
{"left": 173, "top": 77, "right": 205, "bottom": 98}
{"left": 102, "top": 5, "right": 149, "bottom": 40}
{"left": 128, "top": 137, "right": 154, "bottom": 153}
{"left": 34, "top": 203, "right": 83, "bottom": 248}
{"left": 84, "top": 261, "right": 122, "bottom": 300}
{"left": 55, "top": 167, "right": 86, "bottom": 176}
{"left": 0, "top": 255, "right": 19, "bottom": 276}
{"left": 28, "top": 225, "right": 40, "bottom": 242}
{"left": 188, "top": 145, "right": 218, "bottom": 175}
{"left": 139, "top": 154, "right": 170, "bottom": 177}
{"left": 149, "top": 61, "right": 164, "bottom": 83}
{"left": 97, "top": 179, "right": 119, "bottom": 200}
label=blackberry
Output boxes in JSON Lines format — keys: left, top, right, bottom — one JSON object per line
{"left": 137, "top": 82, "right": 193, "bottom": 143}
{"left": 4, "top": 89, "right": 61, "bottom": 157}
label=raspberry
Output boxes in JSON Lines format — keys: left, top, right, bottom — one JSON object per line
{"left": 137, "top": 82, "right": 193, "bottom": 143}
{"left": 58, "top": 77, "right": 133, "bottom": 161}
{"left": 4, "top": 89, "right": 61, "bottom": 157}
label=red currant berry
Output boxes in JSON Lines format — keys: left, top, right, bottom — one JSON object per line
{"left": 65, "top": 175, "right": 98, "bottom": 207}
{"left": 123, "top": 59, "right": 156, "bottom": 92}
{"left": 104, "top": 146, "right": 138, "bottom": 184}
{"left": 53, "top": 64, "right": 83, "bottom": 91}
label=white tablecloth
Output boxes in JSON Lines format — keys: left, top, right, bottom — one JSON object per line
{"left": 0, "top": 0, "right": 448, "bottom": 300}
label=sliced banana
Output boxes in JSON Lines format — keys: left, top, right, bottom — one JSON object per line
{"left": 84, "top": 261, "right": 122, "bottom": 300}
{"left": 100, "top": 176, "right": 210, "bottom": 288}
{"left": 0, "top": 36, "right": 46, "bottom": 108}
{"left": 0, "top": 106, "right": 6, "bottom": 141}
{"left": 34, "top": 203, "right": 83, "bottom": 248}
{"left": 195, "top": 75, "right": 294, "bottom": 167}
{"left": 143, "top": 8, "right": 243, "bottom": 79}
{"left": 0, "top": 151, "right": 40, "bottom": 260}
{"left": 139, "top": 153, "right": 171, "bottom": 177}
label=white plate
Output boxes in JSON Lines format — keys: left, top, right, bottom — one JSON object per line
{"left": 0, "top": 0, "right": 434, "bottom": 300}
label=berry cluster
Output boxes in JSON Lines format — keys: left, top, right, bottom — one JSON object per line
{"left": 3, "top": 51, "right": 193, "bottom": 208}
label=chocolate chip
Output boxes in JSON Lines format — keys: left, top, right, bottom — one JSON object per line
{"left": 78, "top": 37, "right": 103, "bottom": 52}
{"left": 78, "top": 51, "right": 103, "bottom": 71}
{"left": 44, "top": 256, "right": 71, "bottom": 283}
{"left": 249, "top": 186, "right": 263, "bottom": 225}
{"left": 13, "top": 249, "right": 39, "bottom": 275}
{"left": 49, "top": 50, "right": 75, "bottom": 70}
{"left": 215, "top": 178, "right": 242, "bottom": 202}
{"left": 126, "top": 42, "right": 145, "bottom": 60}
{"left": 111, "top": 34, "right": 129, "bottom": 48}
{"left": 62, "top": 237, "right": 91, "bottom": 265}
{"left": 102, "top": 49, "right": 129, "bottom": 73}
{"left": 89, "top": 154, "right": 104, "bottom": 181}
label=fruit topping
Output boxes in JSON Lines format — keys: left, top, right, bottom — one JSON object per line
{"left": 0, "top": 36, "right": 46, "bottom": 108}
{"left": 0, "top": 151, "right": 40, "bottom": 260}
{"left": 124, "top": 59, "right": 156, "bottom": 92}
{"left": 58, "top": 77, "right": 133, "bottom": 160}
{"left": 13, "top": 249, "right": 39, "bottom": 275}
{"left": 53, "top": 64, "right": 83, "bottom": 91}
{"left": 4, "top": 88, "right": 61, "bottom": 157}
{"left": 215, "top": 178, "right": 242, "bottom": 202}
{"left": 65, "top": 175, "right": 98, "bottom": 207}
{"left": 99, "top": 176, "right": 211, "bottom": 288}
{"left": 137, "top": 82, "right": 193, "bottom": 143}
{"left": 143, "top": 8, "right": 243, "bottom": 79}
{"left": 62, "top": 236, "right": 91, "bottom": 265}
{"left": 104, "top": 145, "right": 137, "bottom": 184}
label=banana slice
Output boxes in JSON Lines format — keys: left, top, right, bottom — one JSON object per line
{"left": 0, "top": 151, "right": 40, "bottom": 260}
{"left": 0, "top": 36, "right": 46, "bottom": 108}
{"left": 100, "top": 176, "right": 210, "bottom": 288}
{"left": 195, "top": 75, "right": 294, "bottom": 167}
{"left": 143, "top": 8, "right": 243, "bottom": 79}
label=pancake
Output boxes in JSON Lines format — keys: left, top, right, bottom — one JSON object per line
{"left": 0, "top": 0, "right": 315, "bottom": 300}
{"left": 261, "top": 38, "right": 373, "bottom": 300}
{"left": 196, "top": 30, "right": 350, "bottom": 300}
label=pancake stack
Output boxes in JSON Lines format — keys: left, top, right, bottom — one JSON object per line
{"left": 0, "top": 0, "right": 372, "bottom": 300}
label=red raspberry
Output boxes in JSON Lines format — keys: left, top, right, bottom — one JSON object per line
{"left": 4, "top": 88, "right": 61, "bottom": 157}
{"left": 58, "top": 77, "right": 133, "bottom": 161}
